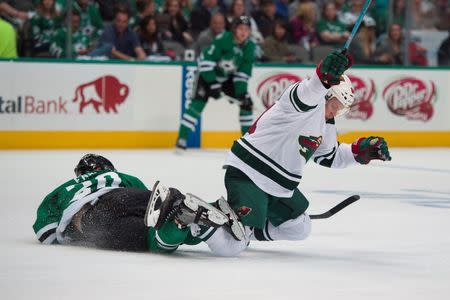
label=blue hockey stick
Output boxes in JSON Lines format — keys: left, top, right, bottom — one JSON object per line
{"left": 342, "top": 0, "right": 373, "bottom": 52}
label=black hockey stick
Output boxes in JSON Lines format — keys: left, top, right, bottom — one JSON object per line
{"left": 309, "top": 195, "right": 360, "bottom": 219}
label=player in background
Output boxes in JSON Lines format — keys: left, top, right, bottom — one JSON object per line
{"left": 148, "top": 50, "right": 392, "bottom": 256}
{"left": 33, "top": 154, "right": 236, "bottom": 254}
{"left": 175, "top": 15, "right": 257, "bottom": 150}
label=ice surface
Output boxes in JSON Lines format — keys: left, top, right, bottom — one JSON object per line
{"left": 1, "top": 148, "right": 450, "bottom": 300}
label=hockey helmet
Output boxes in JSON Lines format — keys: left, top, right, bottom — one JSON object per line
{"left": 325, "top": 74, "right": 355, "bottom": 117}
{"left": 232, "top": 15, "right": 252, "bottom": 29}
{"left": 74, "top": 154, "right": 116, "bottom": 177}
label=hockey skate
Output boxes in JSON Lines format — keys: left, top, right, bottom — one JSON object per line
{"left": 145, "top": 181, "right": 229, "bottom": 229}
{"left": 175, "top": 138, "right": 187, "bottom": 151}
{"left": 216, "top": 197, "right": 246, "bottom": 241}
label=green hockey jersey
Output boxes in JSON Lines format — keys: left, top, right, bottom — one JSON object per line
{"left": 198, "top": 31, "right": 256, "bottom": 97}
{"left": 30, "top": 13, "right": 62, "bottom": 47}
{"left": 33, "top": 170, "right": 147, "bottom": 245}
{"left": 49, "top": 27, "right": 92, "bottom": 58}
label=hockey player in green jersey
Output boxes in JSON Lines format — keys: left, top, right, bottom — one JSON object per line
{"left": 33, "top": 154, "right": 238, "bottom": 253}
{"left": 152, "top": 50, "right": 392, "bottom": 256}
{"left": 176, "top": 15, "right": 256, "bottom": 150}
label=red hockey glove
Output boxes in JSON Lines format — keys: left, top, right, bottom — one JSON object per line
{"left": 351, "top": 136, "right": 392, "bottom": 164}
{"left": 316, "top": 51, "right": 353, "bottom": 87}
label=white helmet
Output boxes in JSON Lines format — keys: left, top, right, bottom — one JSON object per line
{"left": 325, "top": 74, "right": 355, "bottom": 117}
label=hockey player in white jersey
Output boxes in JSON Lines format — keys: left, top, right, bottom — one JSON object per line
{"left": 147, "top": 50, "right": 391, "bottom": 256}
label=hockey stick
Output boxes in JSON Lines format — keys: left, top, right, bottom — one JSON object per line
{"left": 342, "top": 0, "right": 373, "bottom": 52}
{"left": 309, "top": 195, "right": 360, "bottom": 219}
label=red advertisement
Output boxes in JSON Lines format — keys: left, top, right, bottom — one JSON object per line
{"left": 383, "top": 77, "right": 435, "bottom": 122}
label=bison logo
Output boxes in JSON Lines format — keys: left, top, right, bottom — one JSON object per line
{"left": 256, "top": 73, "right": 301, "bottom": 108}
{"left": 346, "top": 75, "right": 375, "bottom": 120}
{"left": 73, "top": 75, "right": 129, "bottom": 113}
{"left": 382, "top": 77, "right": 435, "bottom": 121}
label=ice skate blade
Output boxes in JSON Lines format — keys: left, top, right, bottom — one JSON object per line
{"left": 145, "top": 181, "right": 170, "bottom": 227}
{"left": 185, "top": 193, "right": 228, "bottom": 226}
{"left": 218, "top": 197, "right": 245, "bottom": 241}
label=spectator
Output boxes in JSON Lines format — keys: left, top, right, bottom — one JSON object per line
{"left": 50, "top": 10, "right": 92, "bottom": 58}
{"left": 392, "top": 0, "right": 406, "bottom": 27}
{"left": 180, "top": 0, "right": 192, "bottom": 20}
{"left": 339, "top": 0, "right": 376, "bottom": 30}
{"left": 373, "top": 23, "right": 427, "bottom": 66}
{"left": 371, "top": 0, "right": 388, "bottom": 35}
{"left": 261, "top": 19, "right": 296, "bottom": 63}
{"left": 129, "top": 0, "right": 157, "bottom": 30}
{"left": 316, "top": 1, "right": 349, "bottom": 48}
{"left": 95, "top": 0, "right": 134, "bottom": 22}
{"left": 349, "top": 26, "right": 376, "bottom": 64}
{"left": 290, "top": 1, "right": 318, "bottom": 51}
{"left": 225, "top": 0, "right": 263, "bottom": 44}
{"left": 138, "top": 15, "right": 171, "bottom": 60}
{"left": 434, "top": 0, "right": 449, "bottom": 31}
{"left": 252, "top": 0, "right": 281, "bottom": 38}
{"left": 190, "top": 0, "right": 224, "bottom": 38}
{"left": 333, "top": 0, "right": 348, "bottom": 19}
{"left": 437, "top": 31, "right": 450, "bottom": 66}
{"left": 0, "top": 0, "right": 30, "bottom": 21}
{"left": 0, "top": 18, "right": 18, "bottom": 58}
{"left": 410, "top": 0, "right": 436, "bottom": 29}
{"left": 90, "top": 7, "right": 146, "bottom": 60}
{"left": 195, "top": 12, "right": 225, "bottom": 55}
{"left": 373, "top": 23, "right": 403, "bottom": 65}
{"left": 29, "top": 0, "right": 62, "bottom": 56}
{"left": 160, "top": 0, "right": 193, "bottom": 46}
{"left": 73, "top": 0, "right": 104, "bottom": 41}
{"left": 275, "top": 0, "right": 289, "bottom": 20}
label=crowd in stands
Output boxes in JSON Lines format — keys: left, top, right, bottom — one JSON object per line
{"left": 0, "top": 0, "right": 449, "bottom": 66}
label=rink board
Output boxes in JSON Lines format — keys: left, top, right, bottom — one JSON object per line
{"left": 0, "top": 60, "right": 449, "bottom": 148}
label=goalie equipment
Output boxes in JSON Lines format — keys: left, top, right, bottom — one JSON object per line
{"left": 325, "top": 74, "right": 355, "bottom": 117}
{"left": 74, "top": 154, "right": 116, "bottom": 177}
{"left": 145, "top": 181, "right": 229, "bottom": 229}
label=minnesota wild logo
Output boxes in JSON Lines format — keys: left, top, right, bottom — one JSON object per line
{"left": 298, "top": 135, "right": 322, "bottom": 161}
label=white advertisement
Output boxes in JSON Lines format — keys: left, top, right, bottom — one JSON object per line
{"left": 244, "top": 66, "right": 450, "bottom": 132}
{"left": 1, "top": 61, "right": 449, "bottom": 142}
{"left": 0, "top": 61, "right": 182, "bottom": 131}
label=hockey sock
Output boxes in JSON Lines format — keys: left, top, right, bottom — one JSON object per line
{"left": 178, "top": 99, "right": 207, "bottom": 140}
{"left": 239, "top": 108, "right": 253, "bottom": 135}
{"left": 147, "top": 221, "right": 189, "bottom": 253}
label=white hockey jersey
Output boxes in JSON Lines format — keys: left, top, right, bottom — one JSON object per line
{"left": 224, "top": 73, "right": 358, "bottom": 197}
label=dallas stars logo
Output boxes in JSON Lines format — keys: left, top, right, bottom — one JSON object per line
{"left": 298, "top": 135, "right": 322, "bottom": 161}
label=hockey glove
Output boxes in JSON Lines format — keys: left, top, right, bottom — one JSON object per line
{"left": 238, "top": 93, "right": 253, "bottom": 110}
{"left": 316, "top": 51, "right": 353, "bottom": 87}
{"left": 209, "top": 82, "right": 222, "bottom": 99}
{"left": 351, "top": 136, "right": 392, "bottom": 165}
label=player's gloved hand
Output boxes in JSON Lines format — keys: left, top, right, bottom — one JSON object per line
{"left": 209, "top": 81, "right": 222, "bottom": 99}
{"left": 238, "top": 93, "right": 253, "bottom": 110}
{"left": 316, "top": 51, "right": 353, "bottom": 86}
{"left": 351, "top": 136, "right": 392, "bottom": 164}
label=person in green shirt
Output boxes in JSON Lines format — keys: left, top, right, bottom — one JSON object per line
{"left": 176, "top": 16, "right": 256, "bottom": 150}
{"left": 316, "top": 1, "right": 349, "bottom": 48}
{"left": 73, "top": 0, "right": 104, "bottom": 41}
{"left": 0, "top": 18, "right": 17, "bottom": 58}
{"left": 33, "top": 154, "right": 237, "bottom": 253}
{"left": 49, "top": 10, "right": 93, "bottom": 58}
{"left": 30, "top": 0, "right": 62, "bottom": 55}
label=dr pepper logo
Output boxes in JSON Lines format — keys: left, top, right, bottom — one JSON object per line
{"left": 73, "top": 75, "right": 129, "bottom": 113}
{"left": 256, "top": 73, "right": 301, "bottom": 108}
{"left": 383, "top": 77, "right": 435, "bottom": 121}
{"left": 346, "top": 75, "right": 375, "bottom": 120}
